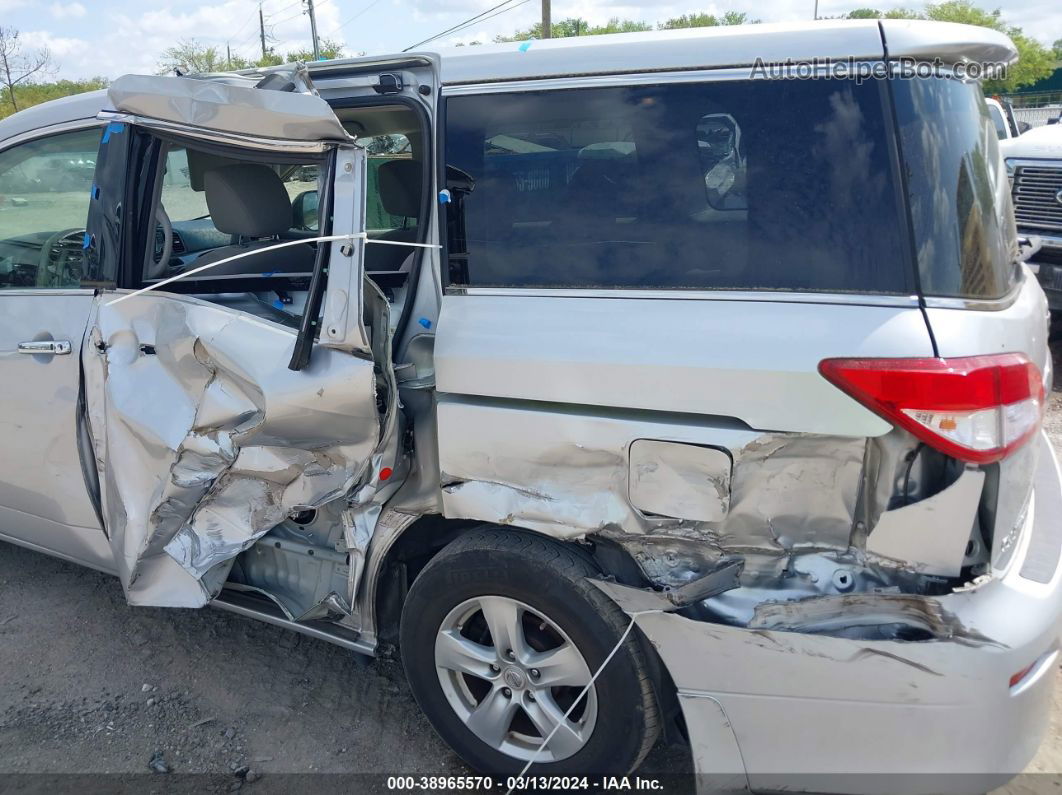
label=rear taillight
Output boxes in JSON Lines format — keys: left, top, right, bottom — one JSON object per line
{"left": 818, "top": 354, "right": 1044, "bottom": 465}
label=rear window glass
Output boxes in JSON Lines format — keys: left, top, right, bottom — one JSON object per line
{"left": 892, "top": 78, "right": 1018, "bottom": 300}
{"left": 444, "top": 80, "right": 912, "bottom": 293}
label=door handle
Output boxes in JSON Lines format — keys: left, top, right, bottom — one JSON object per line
{"left": 17, "top": 340, "right": 72, "bottom": 356}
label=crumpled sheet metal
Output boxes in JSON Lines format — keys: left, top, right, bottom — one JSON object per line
{"left": 437, "top": 397, "right": 758, "bottom": 543}
{"left": 590, "top": 578, "right": 1039, "bottom": 791}
{"left": 84, "top": 293, "right": 380, "bottom": 607}
{"left": 748, "top": 592, "right": 997, "bottom": 645}
{"left": 106, "top": 73, "right": 353, "bottom": 145}
{"left": 723, "top": 433, "right": 864, "bottom": 554}
{"left": 438, "top": 397, "right": 865, "bottom": 582}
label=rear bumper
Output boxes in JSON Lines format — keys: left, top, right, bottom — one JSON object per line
{"left": 599, "top": 433, "right": 1062, "bottom": 794}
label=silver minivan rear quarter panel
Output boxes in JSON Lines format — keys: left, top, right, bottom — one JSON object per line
{"left": 435, "top": 294, "right": 934, "bottom": 437}
{"left": 435, "top": 294, "right": 936, "bottom": 582}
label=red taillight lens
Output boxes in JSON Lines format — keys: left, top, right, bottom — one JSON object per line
{"left": 1009, "top": 661, "right": 1036, "bottom": 689}
{"left": 818, "top": 354, "right": 1045, "bottom": 465}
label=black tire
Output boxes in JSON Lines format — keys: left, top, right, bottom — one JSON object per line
{"left": 400, "top": 527, "right": 660, "bottom": 777}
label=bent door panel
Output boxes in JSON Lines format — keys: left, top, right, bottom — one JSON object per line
{"left": 80, "top": 74, "right": 381, "bottom": 607}
{"left": 83, "top": 293, "right": 380, "bottom": 607}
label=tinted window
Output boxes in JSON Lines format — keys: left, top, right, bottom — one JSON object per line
{"left": 360, "top": 133, "right": 414, "bottom": 233}
{"left": 0, "top": 127, "right": 101, "bottom": 288}
{"left": 445, "top": 81, "right": 911, "bottom": 293}
{"left": 893, "top": 78, "right": 1018, "bottom": 299}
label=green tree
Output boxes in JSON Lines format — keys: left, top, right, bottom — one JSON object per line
{"left": 0, "top": 77, "right": 108, "bottom": 121}
{"left": 282, "top": 37, "right": 347, "bottom": 63}
{"left": 162, "top": 38, "right": 347, "bottom": 74}
{"left": 496, "top": 17, "right": 653, "bottom": 41}
{"left": 844, "top": 7, "right": 883, "bottom": 18}
{"left": 842, "top": 6, "right": 950, "bottom": 19}
{"left": 0, "top": 26, "right": 53, "bottom": 113}
{"left": 659, "top": 11, "right": 758, "bottom": 28}
{"left": 158, "top": 39, "right": 229, "bottom": 74}
{"left": 923, "top": 0, "right": 1055, "bottom": 92}
{"left": 1053, "top": 38, "right": 1062, "bottom": 59}
{"left": 836, "top": 1, "right": 1053, "bottom": 92}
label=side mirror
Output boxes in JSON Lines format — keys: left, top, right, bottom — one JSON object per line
{"left": 1019, "top": 121, "right": 1032, "bottom": 133}
{"left": 292, "top": 190, "right": 319, "bottom": 231}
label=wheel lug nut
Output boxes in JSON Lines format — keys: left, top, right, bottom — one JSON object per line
{"left": 530, "top": 668, "right": 540, "bottom": 678}
{"left": 490, "top": 663, "right": 499, "bottom": 672}
{"left": 527, "top": 692, "right": 535, "bottom": 701}
{"left": 502, "top": 687, "right": 512, "bottom": 698}
{"left": 505, "top": 649, "right": 515, "bottom": 660}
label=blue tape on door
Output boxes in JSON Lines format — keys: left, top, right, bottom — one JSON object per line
{"left": 101, "top": 122, "right": 125, "bottom": 144}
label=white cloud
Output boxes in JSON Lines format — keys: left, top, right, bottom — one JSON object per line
{"left": 49, "top": 2, "right": 87, "bottom": 19}
{"left": 19, "top": 29, "right": 90, "bottom": 60}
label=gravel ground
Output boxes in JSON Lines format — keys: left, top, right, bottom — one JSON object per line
{"left": 0, "top": 334, "right": 1060, "bottom": 792}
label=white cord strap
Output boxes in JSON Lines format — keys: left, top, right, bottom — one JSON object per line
{"left": 106, "top": 233, "right": 441, "bottom": 306}
{"left": 505, "top": 609, "right": 662, "bottom": 794}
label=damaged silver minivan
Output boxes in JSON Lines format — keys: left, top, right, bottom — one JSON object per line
{"left": 0, "top": 18, "right": 1060, "bottom": 792}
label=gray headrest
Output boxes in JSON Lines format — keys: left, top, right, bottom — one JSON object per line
{"left": 377, "top": 160, "right": 422, "bottom": 218}
{"left": 204, "top": 164, "right": 292, "bottom": 238}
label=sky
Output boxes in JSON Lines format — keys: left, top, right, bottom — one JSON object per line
{"left": 1, "top": 0, "right": 1059, "bottom": 81}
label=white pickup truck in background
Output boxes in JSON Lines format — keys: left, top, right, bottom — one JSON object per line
{"left": 1001, "top": 116, "right": 1062, "bottom": 313}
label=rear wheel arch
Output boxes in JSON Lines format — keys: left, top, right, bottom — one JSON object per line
{"left": 371, "top": 519, "right": 649, "bottom": 647}
{"left": 397, "top": 524, "right": 662, "bottom": 775}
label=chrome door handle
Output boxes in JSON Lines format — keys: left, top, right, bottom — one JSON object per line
{"left": 17, "top": 340, "right": 72, "bottom": 356}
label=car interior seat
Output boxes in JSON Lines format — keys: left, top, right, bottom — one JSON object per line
{"left": 366, "top": 159, "right": 421, "bottom": 272}
{"left": 167, "top": 163, "right": 316, "bottom": 281}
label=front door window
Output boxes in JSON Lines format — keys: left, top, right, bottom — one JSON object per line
{"left": 0, "top": 127, "right": 101, "bottom": 289}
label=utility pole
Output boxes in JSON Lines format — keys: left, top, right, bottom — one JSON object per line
{"left": 305, "top": 0, "right": 322, "bottom": 60}
{"left": 813, "top": 0, "right": 818, "bottom": 19}
{"left": 259, "top": 3, "right": 268, "bottom": 60}
{"left": 541, "top": 0, "right": 551, "bottom": 38}
{"left": 226, "top": 42, "right": 232, "bottom": 68}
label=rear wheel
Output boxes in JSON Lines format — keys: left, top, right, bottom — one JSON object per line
{"left": 400, "top": 528, "right": 659, "bottom": 776}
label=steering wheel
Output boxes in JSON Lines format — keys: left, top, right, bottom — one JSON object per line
{"left": 147, "top": 205, "right": 174, "bottom": 280}
{"left": 37, "top": 228, "right": 86, "bottom": 288}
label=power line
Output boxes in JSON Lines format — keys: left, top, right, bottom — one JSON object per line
{"left": 403, "top": 0, "right": 520, "bottom": 50}
{"left": 328, "top": 0, "right": 384, "bottom": 37}
{"left": 270, "top": 0, "right": 333, "bottom": 27}
{"left": 442, "top": 0, "right": 532, "bottom": 42}
{"left": 403, "top": 0, "right": 525, "bottom": 51}
{"left": 230, "top": 1, "right": 260, "bottom": 40}
{"left": 267, "top": 0, "right": 305, "bottom": 17}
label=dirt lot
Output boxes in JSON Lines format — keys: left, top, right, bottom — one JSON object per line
{"left": 1, "top": 337, "right": 1061, "bottom": 792}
